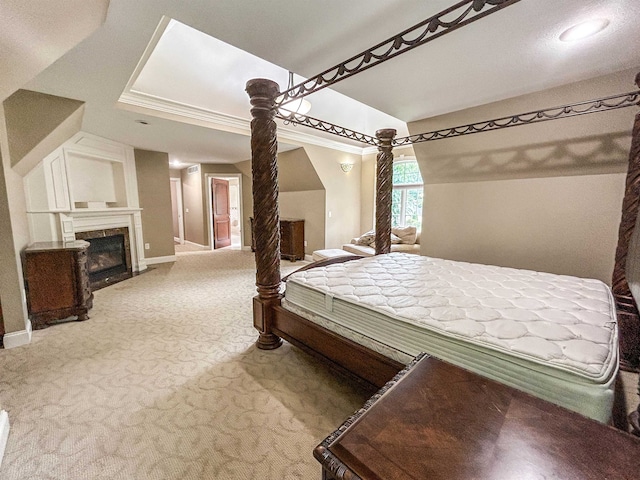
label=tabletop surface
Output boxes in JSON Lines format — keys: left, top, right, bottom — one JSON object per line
{"left": 315, "top": 354, "right": 640, "bottom": 480}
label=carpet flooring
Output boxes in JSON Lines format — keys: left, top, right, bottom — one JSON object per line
{"left": 0, "top": 249, "right": 369, "bottom": 479}
{"left": 2, "top": 249, "right": 638, "bottom": 479}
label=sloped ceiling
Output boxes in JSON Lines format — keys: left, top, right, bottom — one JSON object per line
{"left": 18, "top": 0, "right": 640, "bottom": 163}
{"left": 0, "top": 0, "right": 109, "bottom": 102}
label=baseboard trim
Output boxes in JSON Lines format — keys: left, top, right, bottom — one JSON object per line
{"left": 3, "top": 320, "right": 32, "bottom": 349}
{"left": 304, "top": 254, "right": 313, "bottom": 262}
{"left": 145, "top": 255, "right": 177, "bottom": 265}
{"left": 0, "top": 410, "right": 9, "bottom": 468}
{"left": 185, "top": 240, "right": 207, "bottom": 248}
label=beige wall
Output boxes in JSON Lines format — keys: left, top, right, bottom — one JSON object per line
{"left": 4, "top": 90, "right": 84, "bottom": 174}
{"left": 181, "top": 166, "right": 205, "bottom": 245}
{"left": 277, "top": 148, "right": 325, "bottom": 255}
{"left": 408, "top": 68, "right": 638, "bottom": 283}
{"left": 423, "top": 175, "right": 625, "bottom": 281}
{"left": 134, "top": 149, "right": 175, "bottom": 259}
{"left": 237, "top": 148, "right": 328, "bottom": 253}
{"left": 280, "top": 190, "right": 325, "bottom": 255}
{"left": 360, "top": 152, "right": 376, "bottom": 233}
{"left": 236, "top": 143, "right": 357, "bottom": 253}
{"left": 0, "top": 103, "right": 30, "bottom": 334}
{"left": 278, "top": 148, "right": 324, "bottom": 192}
{"left": 297, "top": 143, "right": 361, "bottom": 249}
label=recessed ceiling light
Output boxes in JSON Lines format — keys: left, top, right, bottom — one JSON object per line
{"left": 135, "top": 119, "right": 149, "bottom": 125}
{"left": 559, "top": 19, "right": 609, "bottom": 42}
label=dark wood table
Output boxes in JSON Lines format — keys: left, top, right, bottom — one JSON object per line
{"left": 314, "top": 354, "right": 640, "bottom": 480}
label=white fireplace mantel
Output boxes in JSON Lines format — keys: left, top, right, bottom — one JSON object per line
{"left": 24, "top": 132, "right": 147, "bottom": 272}
{"left": 60, "top": 209, "right": 147, "bottom": 272}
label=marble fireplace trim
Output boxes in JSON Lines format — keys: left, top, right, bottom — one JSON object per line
{"left": 59, "top": 209, "right": 147, "bottom": 273}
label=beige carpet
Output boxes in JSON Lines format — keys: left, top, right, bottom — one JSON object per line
{"left": 0, "top": 250, "right": 369, "bottom": 479}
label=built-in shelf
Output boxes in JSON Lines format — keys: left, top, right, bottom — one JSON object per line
{"left": 23, "top": 132, "right": 147, "bottom": 273}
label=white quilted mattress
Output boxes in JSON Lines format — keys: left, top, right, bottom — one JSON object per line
{"left": 283, "top": 253, "right": 619, "bottom": 422}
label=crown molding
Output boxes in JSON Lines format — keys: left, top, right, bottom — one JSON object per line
{"left": 117, "top": 90, "right": 367, "bottom": 156}
{"left": 362, "top": 146, "right": 378, "bottom": 155}
{"left": 361, "top": 143, "right": 418, "bottom": 156}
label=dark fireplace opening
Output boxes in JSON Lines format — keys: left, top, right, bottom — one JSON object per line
{"left": 87, "top": 234, "right": 128, "bottom": 282}
{"left": 76, "top": 227, "right": 133, "bottom": 290}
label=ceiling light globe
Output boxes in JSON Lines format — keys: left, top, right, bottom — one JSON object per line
{"left": 278, "top": 98, "right": 311, "bottom": 116}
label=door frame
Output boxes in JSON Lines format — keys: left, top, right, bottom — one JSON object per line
{"left": 205, "top": 173, "right": 244, "bottom": 250}
{"left": 170, "top": 177, "right": 185, "bottom": 244}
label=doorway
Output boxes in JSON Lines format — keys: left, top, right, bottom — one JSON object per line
{"left": 169, "top": 178, "right": 184, "bottom": 244}
{"left": 206, "top": 174, "right": 242, "bottom": 249}
{"left": 212, "top": 178, "right": 231, "bottom": 249}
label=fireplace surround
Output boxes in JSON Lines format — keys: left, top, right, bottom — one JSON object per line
{"left": 76, "top": 227, "right": 132, "bottom": 289}
{"left": 24, "top": 132, "right": 147, "bottom": 278}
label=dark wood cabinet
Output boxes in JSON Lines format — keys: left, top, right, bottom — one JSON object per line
{"left": 250, "top": 217, "right": 305, "bottom": 261}
{"left": 23, "top": 241, "right": 93, "bottom": 330}
{"left": 279, "top": 218, "right": 305, "bottom": 261}
{"left": 315, "top": 354, "right": 640, "bottom": 480}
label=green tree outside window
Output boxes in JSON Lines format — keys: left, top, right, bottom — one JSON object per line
{"left": 391, "top": 159, "right": 423, "bottom": 229}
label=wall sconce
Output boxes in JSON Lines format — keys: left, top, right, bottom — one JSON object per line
{"left": 340, "top": 162, "right": 354, "bottom": 173}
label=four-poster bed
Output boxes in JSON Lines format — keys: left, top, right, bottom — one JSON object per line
{"left": 246, "top": 0, "right": 640, "bottom": 430}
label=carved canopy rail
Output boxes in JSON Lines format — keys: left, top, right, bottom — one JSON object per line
{"left": 247, "top": 0, "right": 640, "bottom": 413}
{"left": 394, "top": 90, "right": 640, "bottom": 146}
{"left": 276, "top": 0, "right": 521, "bottom": 109}
{"left": 276, "top": 112, "right": 377, "bottom": 145}
{"left": 277, "top": 90, "right": 640, "bottom": 148}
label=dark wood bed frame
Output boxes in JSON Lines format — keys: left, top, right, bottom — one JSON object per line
{"left": 246, "top": 1, "right": 640, "bottom": 430}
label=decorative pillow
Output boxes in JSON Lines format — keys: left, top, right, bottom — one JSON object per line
{"left": 357, "top": 231, "right": 402, "bottom": 246}
{"left": 355, "top": 230, "right": 375, "bottom": 246}
{"left": 392, "top": 226, "right": 417, "bottom": 244}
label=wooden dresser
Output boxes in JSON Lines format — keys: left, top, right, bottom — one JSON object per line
{"left": 23, "top": 241, "right": 93, "bottom": 330}
{"left": 251, "top": 217, "right": 305, "bottom": 261}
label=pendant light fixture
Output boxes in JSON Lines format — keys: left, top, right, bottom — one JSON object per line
{"left": 278, "top": 71, "right": 311, "bottom": 116}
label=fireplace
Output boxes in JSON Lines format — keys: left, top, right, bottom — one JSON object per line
{"left": 76, "top": 227, "right": 133, "bottom": 289}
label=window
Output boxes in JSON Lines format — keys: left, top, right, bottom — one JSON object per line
{"left": 391, "top": 158, "right": 423, "bottom": 228}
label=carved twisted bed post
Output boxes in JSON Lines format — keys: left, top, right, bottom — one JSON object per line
{"left": 375, "top": 129, "right": 396, "bottom": 255}
{"left": 613, "top": 72, "right": 640, "bottom": 435}
{"left": 246, "top": 78, "right": 283, "bottom": 350}
{"left": 612, "top": 72, "right": 640, "bottom": 373}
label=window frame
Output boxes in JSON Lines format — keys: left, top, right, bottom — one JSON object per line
{"left": 391, "top": 157, "right": 423, "bottom": 229}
